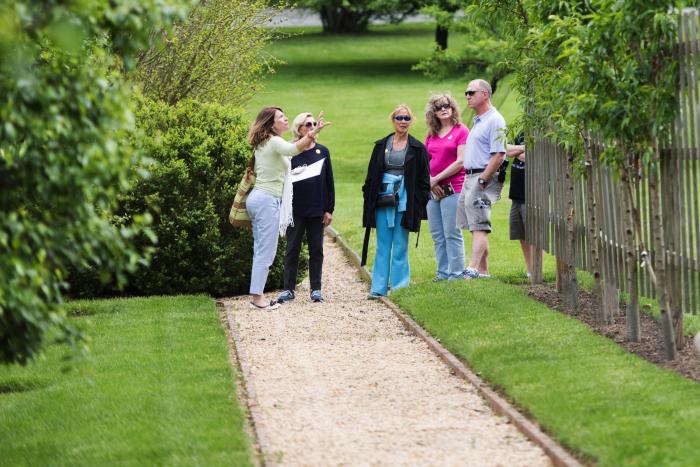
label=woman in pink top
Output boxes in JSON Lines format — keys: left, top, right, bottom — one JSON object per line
{"left": 424, "top": 93, "right": 469, "bottom": 281}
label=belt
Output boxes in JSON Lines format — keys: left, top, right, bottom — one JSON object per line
{"left": 465, "top": 168, "right": 485, "bottom": 175}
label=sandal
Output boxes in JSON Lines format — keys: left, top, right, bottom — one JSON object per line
{"left": 249, "top": 300, "right": 280, "bottom": 311}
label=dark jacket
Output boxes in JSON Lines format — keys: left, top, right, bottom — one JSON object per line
{"left": 361, "top": 133, "right": 430, "bottom": 264}
{"left": 291, "top": 143, "right": 335, "bottom": 217}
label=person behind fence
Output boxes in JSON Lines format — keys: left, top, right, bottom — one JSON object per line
{"left": 246, "top": 107, "right": 328, "bottom": 311}
{"left": 457, "top": 79, "right": 507, "bottom": 279}
{"left": 424, "top": 93, "right": 469, "bottom": 282}
{"left": 276, "top": 112, "right": 335, "bottom": 305}
{"left": 361, "top": 104, "right": 430, "bottom": 299}
{"left": 507, "top": 132, "right": 538, "bottom": 278}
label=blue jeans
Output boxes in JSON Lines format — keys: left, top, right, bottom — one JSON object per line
{"left": 427, "top": 193, "right": 465, "bottom": 279}
{"left": 371, "top": 208, "right": 409, "bottom": 296}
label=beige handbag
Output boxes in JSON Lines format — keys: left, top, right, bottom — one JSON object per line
{"left": 229, "top": 157, "right": 256, "bottom": 228}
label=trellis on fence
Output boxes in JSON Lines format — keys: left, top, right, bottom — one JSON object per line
{"left": 525, "top": 8, "right": 700, "bottom": 317}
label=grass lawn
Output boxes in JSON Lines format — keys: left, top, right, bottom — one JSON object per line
{"left": 249, "top": 23, "right": 700, "bottom": 466}
{"left": 0, "top": 296, "right": 252, "bottom": 466}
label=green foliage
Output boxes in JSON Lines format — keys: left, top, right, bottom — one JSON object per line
{"left": 0, "top": 0, "right": 191, "bottom": 365}
{"left": 415, "top": 1, "right": 520, "bottom": 92}
{"left": 135, "top": 0, "right": 282, "bottom": 106}
{"left": 412, "top": 27, "right": 511, "bottom": 89}
{"left": 70, "top": 98, "right": 304, "bottom": 297}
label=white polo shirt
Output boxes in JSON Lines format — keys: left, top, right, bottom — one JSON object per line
{"left": 463, "top": 106, "right": 507, "bottom": 170}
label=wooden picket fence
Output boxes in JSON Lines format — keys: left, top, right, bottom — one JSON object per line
{"left": 525, "top": 8, "right": 700, "bottom": 316}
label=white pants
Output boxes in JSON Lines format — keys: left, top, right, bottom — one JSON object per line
{"left": 246, "top": 188, "right": 280, "bottom": 295}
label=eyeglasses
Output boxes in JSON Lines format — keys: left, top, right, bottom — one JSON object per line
{"left": 434, "top": 103, "right": 451, "bottom": 111}
{"left": 304, "top": 121, "right": 317, "bottom": 128}
{"left": 394, "top": 115, "right": 412, "bottom": 122}
{"left": 465, "top": 90, "right": 481, "bottom": 97}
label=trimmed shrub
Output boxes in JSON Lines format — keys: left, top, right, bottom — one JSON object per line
{"left": 69, "top": 98, "right": 307, "bottom": 297}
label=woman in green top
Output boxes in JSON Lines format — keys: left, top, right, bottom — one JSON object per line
{"left": 246, "top": 107, "right": 328, "bottom": 310}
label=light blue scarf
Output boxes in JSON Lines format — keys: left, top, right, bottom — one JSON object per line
{"left": 378, "top": 172, "right": 407, "bottom": 227}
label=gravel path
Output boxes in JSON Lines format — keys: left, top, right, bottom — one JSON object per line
{"left": 224, "top": 237, "right": 552, "bottom": 466}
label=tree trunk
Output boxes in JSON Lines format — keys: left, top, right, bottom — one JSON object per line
{"left": 583, "top": 132, "right": 607, "bottom": 323}
{"left": 560, "top": 153, "right": 579, "bottom": 310}
{"left": 435, "top": 25, "right": 448, "bottom": 50}
{"left": 620, "top": 167, "right": 640, "bottom": 342}
{"left": 648, "top": 147, "right": 677, "bottom": 359}
{"left": 319, "top": 6, "right": 370, "bottom": 33}
{"left": 556, "top": 258, "right": 566, "bottom": 293}
{"left": 602, "top": 281, "right": 620, "bottom": 319}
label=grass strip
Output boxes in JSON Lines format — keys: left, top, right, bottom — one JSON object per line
{"left": 0, "top": 295, "right": 252, "bottom": 466}
{"left": 391, "top": 280, "right": 700, "bottom": 467}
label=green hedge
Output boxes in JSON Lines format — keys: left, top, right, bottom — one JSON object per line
{"left": 70, "top": 98, "right": 306, "bottom": 297}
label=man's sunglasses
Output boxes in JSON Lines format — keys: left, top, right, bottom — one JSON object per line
{"left": 434, "top": 103, "right": 451, "bottom": 111}
{"left": 465, "top": 90, "right": 480, "bottom": 96}
{"left": 394, "top": 115, "right": 412, "bottom": 122}
{"left": 304, "top": 121, "right": 318, "bottom": 128}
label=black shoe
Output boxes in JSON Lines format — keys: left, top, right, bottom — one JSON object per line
{"left": 276, "top": 290, "right": 295, "bottom": 303}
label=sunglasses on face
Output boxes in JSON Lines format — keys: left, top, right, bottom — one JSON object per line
{"left": 304, "top": 121, "right": 318, "bottom": 128}
{"left": 465, "top": 90, "right": 480, "bottom": 97}
{"left": 434, "top": 103, "right": 451, "bottom": 111}
{"left": 394, "top": 115, "right": 412, "bottom": 122}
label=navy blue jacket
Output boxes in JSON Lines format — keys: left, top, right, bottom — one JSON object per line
{"left": 291, "top": 143, "right": 335, "bottom": 217}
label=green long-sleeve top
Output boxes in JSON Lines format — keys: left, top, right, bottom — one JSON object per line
{"left": 254, "top": 136, "right": 298, "bottom": 197}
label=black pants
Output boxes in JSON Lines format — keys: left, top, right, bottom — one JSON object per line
{"left": 283, "top": 214, "right": 324, "bottom": 291}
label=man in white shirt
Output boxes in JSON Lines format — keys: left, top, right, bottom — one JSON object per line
{"left": 456, "top": 79, "right": 507, "bottom": 279}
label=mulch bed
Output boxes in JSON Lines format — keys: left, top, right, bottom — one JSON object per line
{"left": 526, "top": 284, "right": 700, "bottom": 383}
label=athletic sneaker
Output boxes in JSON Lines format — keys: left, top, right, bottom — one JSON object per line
{"left": 276, "top": 290, "right": 295, "bottom": 304}
{"left": 462, "top": 267, "right": 479, "bottom": 279}
{"left": 310, "top": 290, "right": 324, "bottom": 303}
{"left": 478, "top": 272, "right": 491, "bottom": 278}
{"left": 249, "top": 300, "right": 280, "bottom": 311}
{"left": 367, "top": 292, "right": 384, "bottom": 300}
{"left": 432, "top": 276, "right": 447, "bottom": 283}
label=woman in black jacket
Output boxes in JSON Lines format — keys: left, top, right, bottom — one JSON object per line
{"left": 361, "top": 104, "right": 431, "bottom": 298}
{"left": 277, "top": 112, "right": 335, "bottom": 304}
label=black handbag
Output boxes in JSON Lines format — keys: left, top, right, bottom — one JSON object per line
{"left": 376, "top": 192, "right": 398, "bottom": 208}
{"left": 376, "top": 182, "right": 400, "bottom": 208}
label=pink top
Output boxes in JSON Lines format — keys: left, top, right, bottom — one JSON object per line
{"left": 425, "top": 123, "right": 469, "bottom": 193}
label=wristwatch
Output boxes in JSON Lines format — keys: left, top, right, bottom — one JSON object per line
{"left": 478, "top": 177, "right": 488, "bottom": 186}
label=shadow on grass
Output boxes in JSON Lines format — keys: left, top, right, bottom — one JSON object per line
{"left": 0, "top": 379, "right": 47, "bottom": 394}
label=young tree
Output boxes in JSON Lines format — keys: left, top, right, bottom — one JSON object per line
{"left": 0, "top": 0, "right": 191, "bottom": 365}
{"left": 135, "top": 0, "right": 282, "bottom": 106}
{"left": 460, "top": 0, "right": 682, "bottom": 356}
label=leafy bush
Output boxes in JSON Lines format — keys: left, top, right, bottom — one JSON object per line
{"left": 69, "top": 98, "right": 306, "bottom": 298}
{"left": 0, "top": 0, "right": 190, "bottom": 365}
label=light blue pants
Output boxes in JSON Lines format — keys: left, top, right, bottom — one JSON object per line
{"left": 371, "top": 208, "right": 409, "bottom": 296}
{"left": 246, "top": 188, "right": 280, "bottom": 295}
{"left": 427, "top": 193, "right": 465, "bottom": 279}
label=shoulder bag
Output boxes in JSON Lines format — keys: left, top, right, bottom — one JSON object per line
{"left": 229, "top": 156, "right": 256, "bottom": 228}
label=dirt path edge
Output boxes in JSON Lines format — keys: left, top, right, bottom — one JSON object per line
{"left": 217, "top": 301, "right": 276, "bottom": 467}
{"left": 326, "top": 226, "right": 584, "bottom": 467}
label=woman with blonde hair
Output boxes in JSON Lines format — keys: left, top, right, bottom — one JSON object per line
{"left": 361, "top": 104, "right": 430, "bottom": 299}
{"left": 424, "top": 93, "right": 469, "bottom": 281}
{"left": 246, "top": 107, "right": 328, "bottom": 310}
{"left": 276, "top": 112, "right": 335, "bottom": 305}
